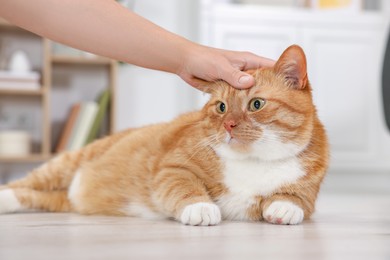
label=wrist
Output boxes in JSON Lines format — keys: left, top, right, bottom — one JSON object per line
{"left": 176, "top": 42, "right": 209, "bottom": 80}
{"left": 174, "top": 40, "right": 199, "bottom": 74}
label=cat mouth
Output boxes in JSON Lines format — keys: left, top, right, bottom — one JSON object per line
{"left": 224, "top": 133, "right": 234, "bottom": 143}
{"left": 224, "top": 131, "right": 254, "bottom": 148}
{"left": 225, "top": 134, "right": 241, "bottom": 145}
{"left": 229, "top": 138, "right": 240, "bottom": 146}
{"left": 224, "top": 135, "right": 253, "bottom": 153}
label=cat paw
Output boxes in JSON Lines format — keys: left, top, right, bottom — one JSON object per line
{"left": 263, "top": 200, "right": 304, "bottom": 225}
{"left": 180, "top": 202, "right": 221, "bottom": 226}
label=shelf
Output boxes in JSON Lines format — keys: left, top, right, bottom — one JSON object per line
{"left": 0, "top": 154, "right": 51, "bottom": 163}
{"left": 0, "top": 30, "right": 116, "bottom": 167}
{"left": 0, "top": 88, "right": 45, "bottom": 96}
{"left": 51, "top": 55, "right": 114, "bottom": 65}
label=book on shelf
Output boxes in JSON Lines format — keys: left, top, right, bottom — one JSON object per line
{"left": 0, "top": 70, "right": 40, "bottom": 90}
{"left": 310, "top": 0, "right": 361, "bottom": 11}
{"left": 67, "top": 102, "right": 98, "bottom": 151}
{"left": 55, "top": 104, "right": 81, "bottom": 153}
{"left": 85, "top": 89, "right": 111, "bottom": 145}
{"left": 55, "top": 90, "right": 111, "bottom": 153}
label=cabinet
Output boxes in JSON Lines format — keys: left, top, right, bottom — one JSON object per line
{"left": 199, "top": 2, "right": 390, "bottom": 170}
{"left": 0, "top": 18, "right": 116, "bottom": 164}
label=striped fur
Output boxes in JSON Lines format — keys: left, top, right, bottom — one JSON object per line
{"left": 0, "top": 45, "right": 329, "bottom": 225}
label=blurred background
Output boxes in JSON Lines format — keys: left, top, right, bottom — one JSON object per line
{"left": 0, "top": 0, "right": 390, "bottom": 189}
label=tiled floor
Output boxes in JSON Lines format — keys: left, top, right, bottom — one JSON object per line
{"left": 0, "top": 171, "right": 389, "bottom": 260}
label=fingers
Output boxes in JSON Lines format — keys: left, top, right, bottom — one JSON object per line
{"left": 220, "top": 68, "right": 255, "bottom": 89}
{"left": 217, "top": 50, "right": 275, "bottom": 89}
{"left": 184, "top": 76, "right": 208, "bottom": 91}
{"left": 178, "top": 45, "right": 275, "bottom": 91}
{"left": 244, "top": 52, "right": 275, "bottom": 69}
{"left": 183, "top": 62, "right": 261, "bottom": 90}
{"left": 227, "top": 50, "right": 276, "bottom": 70}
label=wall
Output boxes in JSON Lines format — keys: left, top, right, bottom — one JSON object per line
{"left": 116, "top": 0, "right": 201, "bottom": 130}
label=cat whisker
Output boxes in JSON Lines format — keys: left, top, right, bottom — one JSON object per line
{"left": 178, "top": 134, "right": 220, "bottom": 167}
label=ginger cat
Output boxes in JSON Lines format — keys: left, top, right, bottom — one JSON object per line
{"left": 0, "top": 45, "right": 329, "bottom": 225}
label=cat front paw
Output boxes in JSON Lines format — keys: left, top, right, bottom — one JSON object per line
{"left": 263, "top": 200, "right": 304, "bottom": 225}
{"left": 180, "top": 202, "right": 221, "bottom": 226}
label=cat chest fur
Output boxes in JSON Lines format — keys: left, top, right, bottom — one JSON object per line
{"left": 215, "top": 155, "right": 305, "bottom": 221}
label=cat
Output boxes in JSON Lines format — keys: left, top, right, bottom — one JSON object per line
{"left": 0, "top": 45, "right": 329, "bottom": 226}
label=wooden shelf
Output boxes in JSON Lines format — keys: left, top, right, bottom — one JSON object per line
{"left": 0, "top": 154, "right": 52, "bottom": 163}
{"left": 0, "top": 88, "right": 45, "bottom": 96}
{"left": 0, "top": 31, "right": 116, "bottom": 167}
{"left": 52, "top": 55, "right": 113, "bottom": 65}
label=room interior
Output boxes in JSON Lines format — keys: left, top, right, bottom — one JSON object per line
{"left": 0, "top": 0, "right": 389, "bottom": 259}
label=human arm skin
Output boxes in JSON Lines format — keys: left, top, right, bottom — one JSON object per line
{"left": 0, "top": 0, "right": 275, "bottom": 90}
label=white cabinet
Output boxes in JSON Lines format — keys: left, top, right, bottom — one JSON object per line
{"left": 199, "top": 2, "right": 390, "bottom": 171}
{"left": 302, "top": 28, "right": 384, "bottom": 166}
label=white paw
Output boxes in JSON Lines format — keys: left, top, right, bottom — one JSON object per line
{"left": 0, "top": 189, "right": 22, "bottom": 214}
{"left": 263, "top": 200, "right": 304, "bottom": 225}
{"left": 180, "top": 202, "right": 221, "bottom": 226}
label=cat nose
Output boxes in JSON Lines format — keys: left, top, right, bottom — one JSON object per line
{"left": 224, "top": 120, "right": 237, "bottom": 133}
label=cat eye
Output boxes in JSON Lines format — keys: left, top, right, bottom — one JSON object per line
{"left": 248, "top": 98, "right": 266, "bottom": 112}
{"left": 216, "top": 101, "right": 226, "bottom": 114}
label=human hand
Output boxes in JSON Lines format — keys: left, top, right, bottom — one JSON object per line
{"left": 177, "top": 44, "right": 275, "bottom": 91}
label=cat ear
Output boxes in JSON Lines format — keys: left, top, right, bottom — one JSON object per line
{"left": 274, "top": 45, "right": 308, "bottom": 89}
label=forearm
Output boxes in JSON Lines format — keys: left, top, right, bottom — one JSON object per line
{"left": 1, "top": 0, "right": 275, "bottom": 89}
{"left": 0, "top": 0, "right": 191, "bottom": 74}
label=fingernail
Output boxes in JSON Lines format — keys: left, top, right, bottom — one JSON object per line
{"left": 238, "top": 75, "right": 251, "bottom": 85}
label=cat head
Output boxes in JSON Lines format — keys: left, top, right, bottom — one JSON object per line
{"left": 201, "top": 45, "right": 315, "bottom": 161}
